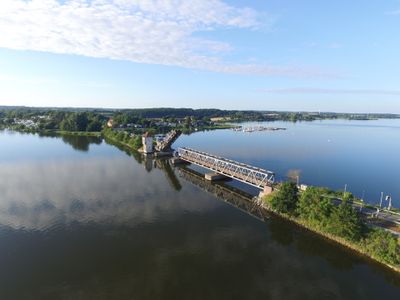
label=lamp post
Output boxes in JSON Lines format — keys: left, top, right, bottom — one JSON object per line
{"left": 387, "top": 196, "right": 392, "bottom": 211}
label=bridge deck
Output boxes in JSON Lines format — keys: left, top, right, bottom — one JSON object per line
{"left": 177, "top": 147, "right": 275, "bottom": 189}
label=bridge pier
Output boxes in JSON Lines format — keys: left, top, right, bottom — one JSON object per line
{"left": 205, "top": 172, "right": 228, "bottom": 181}
{"left": 258, "top": 186, "right": 274, "bottom": 199}
{"left": 170, "top": 157, "right": 190, "bottom": 166}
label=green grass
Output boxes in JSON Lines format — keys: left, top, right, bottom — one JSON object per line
{"left": 54, "top": 130, "right": 102, "bottom": 137}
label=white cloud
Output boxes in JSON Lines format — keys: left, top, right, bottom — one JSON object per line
{"left": 0, "top": 0, "right": 333, "bottom": 77}
{"left": 260, "top": 87, "right": 400, "bottom": 95}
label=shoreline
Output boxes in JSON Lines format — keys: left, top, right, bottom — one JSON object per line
{"left": 256, "top": 199, "right": 400, "bottom": 274}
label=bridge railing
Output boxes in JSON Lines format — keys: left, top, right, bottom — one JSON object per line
{"left": 177, "top": 147, "right": 275, "bottom": 189}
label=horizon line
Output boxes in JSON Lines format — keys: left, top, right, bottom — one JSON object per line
{"left": 0, "top": 104, "right": 399, "bottom": 116}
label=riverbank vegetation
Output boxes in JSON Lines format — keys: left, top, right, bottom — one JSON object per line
{"left": 0, "top": 109, "right": 105, "bottom": 133}
{"left": 263, "top": 183, "right": 400, "bottom": 270}
{"left": 102, "top": 128, "right": 142, "bottom": 151}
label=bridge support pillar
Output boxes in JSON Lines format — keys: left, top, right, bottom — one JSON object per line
{"left": 205, "top": 173, "right": 228, "bottom": 181}
{"left": 170, "top": 157, "right": 189, "bottom": 166}
{"left": 259, "top": 186, "right": 274, "bottom": 199}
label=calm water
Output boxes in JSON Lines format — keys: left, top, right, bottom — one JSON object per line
{"left": 0, "top": 120, "right": 399, "bottom": 299}
{"left": 176, "top": 119, "right": 400, "bottom": 207}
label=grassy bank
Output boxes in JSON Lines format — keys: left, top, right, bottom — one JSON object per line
{"left": 102, "top": 128, "right": 142, "bottom": 151}
{"left": 48, "top": 130, "right": 102, "bottom": 137}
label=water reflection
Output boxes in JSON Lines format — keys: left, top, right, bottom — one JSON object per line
{"left": 177, "top": 167, "right": 265, "bottom": 221}
{"left": 0, "top": 157, "right": 214, "bottom": 230}
{"left": 155, "top": 158, "right": 182, "bottom": 191}
{"left": 37, "top": 132, "right": 102, "bottom": 152}
{"left": 103, "top": 138, "right": 182, "bottom": 190}
{"left": 1, "top": 131, "right": 400, "bottom": 299}
{"left": 61, "top": 135, "right": 102, "bottom": 152}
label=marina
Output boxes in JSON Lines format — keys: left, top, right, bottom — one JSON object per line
{"left": 233, "top": 125, "right": 287, "bottom": 132}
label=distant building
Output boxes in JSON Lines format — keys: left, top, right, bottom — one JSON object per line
{"left": 299, "top": 184, "right": 308, "bottom": 191}
{"left": 142, "top": 132, "right": 154, "bottom": 153}
{"left": 107, "top": 119, "right": 114, "bottom": 128}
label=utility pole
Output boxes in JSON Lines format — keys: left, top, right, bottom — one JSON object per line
{"left": 360, "top": 190, "right": 365, "bottom": 213}
{"left": 387, "top": 196, "right": 392, "bottom": 211}
{"left": 343, "top": 184, "right": 347, "bottom": 198}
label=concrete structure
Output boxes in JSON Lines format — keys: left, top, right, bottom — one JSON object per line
{"left": 259, "top": 186, "right": 274, "bottom": 198}
{"left": 205, "top": 172, "right": 228, "bottom": 181}
{"left": 142, "top": 132, "right": 154, "bottom": 154}
{"left": 170, "top": 157, "right": 189, "bottom": 166}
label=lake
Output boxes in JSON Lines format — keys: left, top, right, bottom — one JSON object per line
{"left": 175, "top": 119, "right": 400, "bottom": 207}
{"left": 0, "top": 119, "right": 399, "bottom": 299}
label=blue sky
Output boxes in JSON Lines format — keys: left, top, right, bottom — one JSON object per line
{"left": 0, "top": 0, "right": 399, "bottom": 113}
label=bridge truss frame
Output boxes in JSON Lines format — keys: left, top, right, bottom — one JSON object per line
{"left": 177, "top": 147, "right": 275, "bottom": 189}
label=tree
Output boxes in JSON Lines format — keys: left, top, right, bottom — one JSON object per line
{"left": 184, "top": 116, "right": 192, "bottom": 128}
{"left": 75, "top": 112, "right": 89, "bottom": 131}
{"left": 86, "top": 119, "right": 102, "bottom": 132}
{"left": 327, "top": 200, "right": 363, "bottom": 241}
{"left": 269, "top": 182, "right": 299, "bottom": 214}
{"left": 364, "top": 229, "right": 400, "bottom": 265}
{"left": 297, "top": 187, "right": 334, "bottom": 229}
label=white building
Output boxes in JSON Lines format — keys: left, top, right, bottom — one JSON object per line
{"left": 142, "top": 132, "right": 154, "bottom": 154}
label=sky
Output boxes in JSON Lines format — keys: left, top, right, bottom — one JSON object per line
{"left": 0, "top": 0, "right": 399, "bottom": 113}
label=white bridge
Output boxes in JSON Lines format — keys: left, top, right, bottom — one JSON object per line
{"left": 177, "top": 147, "right": 275, "bottom": 189}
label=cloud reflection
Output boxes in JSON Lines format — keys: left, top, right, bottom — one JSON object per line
{"left": 0, "top": 157, "right": 218, "bottom": 230}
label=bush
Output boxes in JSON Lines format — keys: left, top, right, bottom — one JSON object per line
{"left": 268, "top": 182, "right": 299, "bottom": 214}
{"left": 297, "top": 187, "right": 334, "bottom": 229}
{"left": 363, "top": 229, "right": 400, "bottom": 265}
{"left": 326, "top": 200, "right": 363, "bottom": 241}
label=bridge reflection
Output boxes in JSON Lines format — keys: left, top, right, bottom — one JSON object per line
{"left": 154, "top": 158, "right": 182, "bottom": 191}
{"left": 177, "top": 167, "right": 270, "bottom": 222}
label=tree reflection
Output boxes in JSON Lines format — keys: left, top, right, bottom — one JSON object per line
{"left": 61, "top": 135, "right": 102, "bottom": 152}
{"left": 267, "top": 216, "right": 294, "bottom": 246}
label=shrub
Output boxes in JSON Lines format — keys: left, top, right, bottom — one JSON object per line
{"left": 297, "top": 187, "right": 334, "bottom": 229}
{"left": 269, "top": 182, "right": 299, "bottom": 214}
{"left": 363, "top": 229, "right": 400, "bottom": 265}
{"left": 326, "top": 200, "right": 363, "bottom": 241}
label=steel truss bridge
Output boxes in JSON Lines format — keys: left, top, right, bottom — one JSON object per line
{"left": 177, "top": 147, "right": 275, "bottom": 189}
